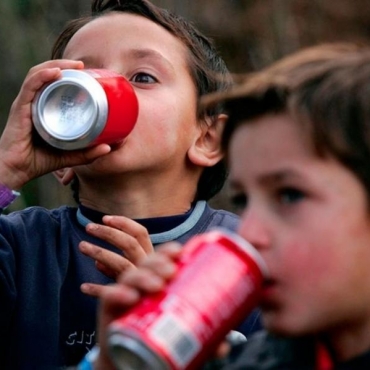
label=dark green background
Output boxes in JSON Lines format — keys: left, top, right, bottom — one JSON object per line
{"left": 2, "top": 0, "right": 370, "bottom": 211}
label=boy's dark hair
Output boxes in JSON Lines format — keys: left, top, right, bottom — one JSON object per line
{"left": 204, "top": 42, "right": 370, "bottom": 199}
{"left": 52, "top": 0, "right": 232, "bottom": 203}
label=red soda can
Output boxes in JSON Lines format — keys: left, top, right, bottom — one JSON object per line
{"left": 32, "top": 69, "right": 138, "bottom": 150}
{"left": 108, "top": 228, "right": 268, "bottom": 370}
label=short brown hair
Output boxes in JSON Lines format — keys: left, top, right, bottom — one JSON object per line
{"left": 204, "top": 42, "right": 370, "bottom": 196}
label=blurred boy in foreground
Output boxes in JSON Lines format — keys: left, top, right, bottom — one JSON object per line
{"left": 89, "top": 42, "right": 370, "bottom": 369}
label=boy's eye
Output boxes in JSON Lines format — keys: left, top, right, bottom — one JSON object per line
{"left": 278, "top": 187, "right": 305, "bottom": 204}
{"left": 230, "top": 193, "right": 248, "bottom": 211}
{"left": 130, "top": 72, "right": 157, "bottom": 84}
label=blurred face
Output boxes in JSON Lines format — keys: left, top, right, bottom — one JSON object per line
{"left": 229, "top": 113, "right": 370, "bottom": 337}
{"left": 62, "top": 12, "right": 200, "bottom": 177}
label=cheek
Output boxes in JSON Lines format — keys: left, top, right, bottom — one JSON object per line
{"left": 135, "top": 95, "right": 197, "bottom": 143}
{"left": 278, "top": 237, "right": 335, "bottom": 284}
{"left": 277, "top": 212, "right": 370, "bottom": 308}
{"left": 130, "top": 108, "right": 175, "bottom": 148}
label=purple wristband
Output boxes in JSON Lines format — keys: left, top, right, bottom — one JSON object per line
{"left": 0, "top": 183, "right": 20, "bottom": 209}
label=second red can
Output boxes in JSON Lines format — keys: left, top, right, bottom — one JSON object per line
{"left": 108, "top": 228, "right": 268, "bottom": 370}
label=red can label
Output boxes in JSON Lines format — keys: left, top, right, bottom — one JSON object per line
{"left": 84, "top": 69, "right": 139, "bottom": 146}
{"left": 109, "top": 229, "right": 267, "bottom": 370}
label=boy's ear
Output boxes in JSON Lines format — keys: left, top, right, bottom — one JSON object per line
{"left": 53, "top": 168, "right": 75, "bottom": 186}
{"left": 188, "top": 114, "right": 228, "bottom": 167}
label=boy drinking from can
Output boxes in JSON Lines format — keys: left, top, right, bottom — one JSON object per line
{"left": 91, "top": 42, "right": 370, "bottom": 369}
{"left": 0, "top": 0, "right": 262, "bottom": 368}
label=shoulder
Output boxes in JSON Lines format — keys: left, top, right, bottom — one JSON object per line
{"left": 0, "top": 206, "right": 77, "bottom": 235}
{"left": 0, "top": 205, "right": 80, "bottom": 280}
{"left": 202, "top": 204, "right": 240, "bottom": 231}
{"left": 227, "top": 331, "right": 273, "bottom": 369}
{"left": 153, "top": 202, "right": 239, "bottom": 245}
{"left": 225, "top": 331, "right": 315, "bottom": 370}
{"left": 1, "top": 206, "right": 76, "bottom": 220}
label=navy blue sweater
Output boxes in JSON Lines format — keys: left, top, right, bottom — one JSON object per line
{"left": 0, "top": 201, "right": 261, "bottom": 369}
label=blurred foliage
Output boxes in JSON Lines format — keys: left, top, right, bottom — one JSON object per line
{"left": 1, "top": 0, "right": 370, "bottom": 211}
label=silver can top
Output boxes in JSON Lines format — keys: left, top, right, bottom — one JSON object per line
{"left": 32, "top": 69, "right": 108, "bottom": 150}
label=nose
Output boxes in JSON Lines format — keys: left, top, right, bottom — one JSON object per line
{"left": 237, "top": 208, "right": 271, "bottom": 251}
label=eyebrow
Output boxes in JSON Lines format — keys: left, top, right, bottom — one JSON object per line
{"left": 230, "top": 168, "right": 304, "bottom": 189}
{"left": 258, "top": 170, "right": 301, "bottom": 186}
{"left": 72, "top": 48, "right": 177, "bottom": 74}
{"left": 127, "top": 48, "right": 176, "bottom": 71}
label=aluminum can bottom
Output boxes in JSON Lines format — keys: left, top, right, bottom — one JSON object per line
{"left": 109, "top": 330, "right": 171, "bottom": 370}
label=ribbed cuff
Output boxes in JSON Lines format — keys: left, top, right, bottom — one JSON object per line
{"left": 0, "top": 183, "right": 20, "bottom": 210}
{"left": 77, "top": 346, "right": 100, "bottom": 370}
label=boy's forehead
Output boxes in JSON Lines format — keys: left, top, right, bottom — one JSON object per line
{"left": 66, "top": 12, "right": 183, "bottom": 44}
{"left": 68, "top": 12, "right": 174, "bottom": 41}
{"left": 228, "top": 113, "right": 315, "bottom": 173}
{"left": 63, "top": 12, "right": 188, "bottom": 61}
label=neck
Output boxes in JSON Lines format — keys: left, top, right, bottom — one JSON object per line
{"left": 321, "top": 318, "right": 370, "bottom": 362}
{"left": 77, "top": 173, "right": 198, "bottom": 219}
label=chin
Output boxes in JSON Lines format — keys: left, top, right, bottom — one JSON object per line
{"left": 262, "top": 311, "right": 310, "bottom": 338}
